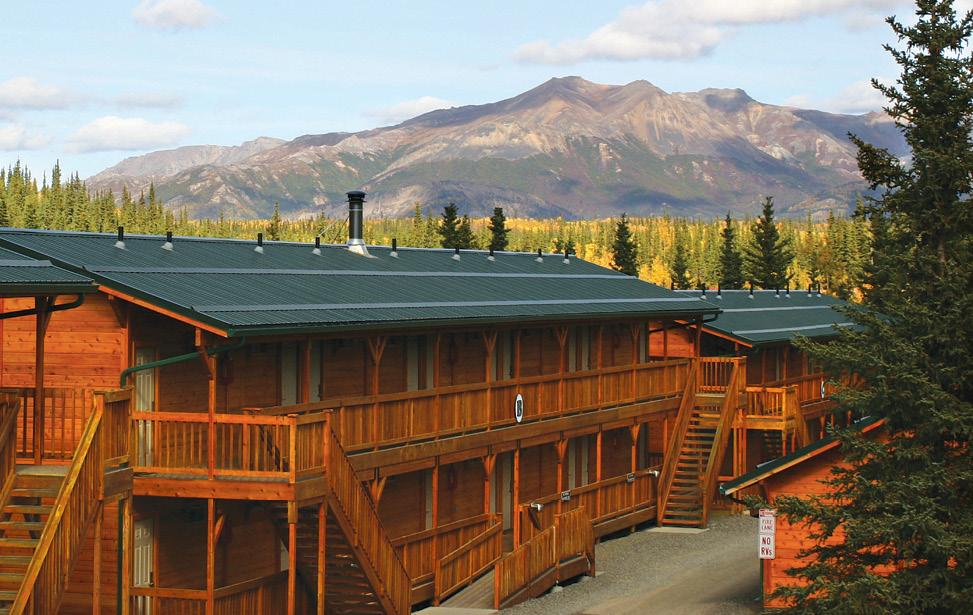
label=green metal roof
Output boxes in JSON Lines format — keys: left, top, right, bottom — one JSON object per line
{"left": 0, "top": 229, "right": 720, "bottom": 337}
{"left": 0, "top": 246, "right": 97, "bottom": 297}
{"left": 719, "top": 415, "right": 882, "bottom": 496}
{"left": 677, "top": 289, "right": 861, "bottom": 347}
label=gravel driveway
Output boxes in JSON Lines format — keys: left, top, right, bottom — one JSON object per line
{"left": 502, "top": 513, "right": 763, "bottom": 615}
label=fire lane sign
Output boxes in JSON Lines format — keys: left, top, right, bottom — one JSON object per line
{"left": 759, "top": 508, "right": 776, "bottom": 560}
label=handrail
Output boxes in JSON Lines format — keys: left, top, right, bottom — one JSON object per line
{"left": 10, "top": 388, "right": 130, "bottom": 615}
{"left": 656, "top": 363, "right": 697, "bottom": 522}
{"left": 432, "top": 516, "right": 502, "bottom": 604}
{"left": 322, "top": 417, "right": 411, "bottom": 615}
{"left": 701, "top": 360, "right": 742, "bottom": 526}
{"left": 0, "top": 386, "right": 93, "bottom": 461}
{"left": 0, "top": 394, "right": 20, "bottom": 487}
{"left": 246, "top": 359, "right": 693, "bottom": 450}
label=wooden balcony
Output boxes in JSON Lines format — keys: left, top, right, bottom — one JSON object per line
{"left": 130, "top": 411, "right": 331, "bottom": 501}
{"left": 250, "top": 359, "right": 693, "bottom": 456}
{"left": 130, "top": 570, "right": 298, "bottom": 614}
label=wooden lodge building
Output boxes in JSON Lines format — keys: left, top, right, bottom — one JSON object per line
{"left": 0, "top": 193, "right": 854, "bottom": 614}
{"left": 719, "top": 417, "right": 884, "bottom": 609}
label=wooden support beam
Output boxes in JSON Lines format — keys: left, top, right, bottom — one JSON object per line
{"left": 369, "top": 477, "right": 387, "bottom": 503}
{"left": 556, "top": 440, "right": 567, "bottom": 515}
{"left": 288, "top": 512, "right": 297, "bottom": 615}
{"left": 93, "top": 504, "right": 102, "bottom": 615}
{"left": 318, "top": 500, "right": 326, "bottom": 615}
{"left": 33, "top": 296, "right": 51, "bottom": 464}
{"left": 482, "top": 454, "right": 496, "bottom": 515}
{"left": 207, "top": 498, "right": 215, "bottom": 615}
{"left": 630, "top": 424, "right": 642, "bottom": 473}
{"left": 120, "top": 497, "right": 132, "bottom": 615}
{"left": 513, "top": 449, "right": 521, "bottom": 548}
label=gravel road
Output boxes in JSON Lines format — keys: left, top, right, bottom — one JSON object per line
{"left": 502, "top": 513, "right": 763, "bottom": 615}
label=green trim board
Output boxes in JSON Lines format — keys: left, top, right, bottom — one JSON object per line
{"left": 677, "top": 289, "right": 862, "bottom": 347}
{"left": 0, "top": 229, "right": 720, "bottom": 337}
{"left": 719, "top": 416, "right": 883, "bottom": 496}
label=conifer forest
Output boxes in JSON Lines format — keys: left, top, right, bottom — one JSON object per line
{"left": 0, "top": 160, "right": 871, "bottom": 298}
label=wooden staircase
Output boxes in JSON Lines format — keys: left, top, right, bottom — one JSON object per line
{"left": 660, "top": 410, "right": 717, "bottom": 527}
{"left": 658, "top": 359, "right": 743, "bottom": 529}
{"left": 264, "top": 414, "right": 411, "bottom": 615}
{"left": 266, "top": 503, "right": 392, "bottom": 614}
{"left": 0, "top": 470, "right": 64, "bottom": 615}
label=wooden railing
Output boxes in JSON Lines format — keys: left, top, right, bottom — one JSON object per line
{"left": 495, "top": 508, "right": 594, "bottom": 610}
{"left": 248, "top": 359, "right": 693, "bottom": 451}
{"left": 392, "top": 513, "right": 498, "bottom": 598}
{"left": 130, "top": 410, "right": 329, "bottom": 480}
{"left": 322, "top": 419, "right": 411, "bottom": 615}
{"left": 656, "top": 364, "right": 697, "bottom": 522}
{"left": 519, "top": 466, "right": 660, "bottom": 543}
{"left": 701, "top": 360, "right": 742, "bottom": 526}
{"left": 0, "top": 394, "right": 20, "bottom": 488}
{"left": 698, "top": 357, "right": 740, "bottom": 392}
{"left": 0, "top": 386, "right": 94, "bottom": 461}
{"left": 131, "top": 571, "right": 294, "bottom": 615}
{"left": 11, "top": 388, "right": 131, "bottom": 615}
{"left": 432, "top": 515, "right": 502, "bottom": 605}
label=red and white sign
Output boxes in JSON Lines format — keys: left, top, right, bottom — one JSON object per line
{"left": 759, "top": 533, "right": 776, "bottom": 559}
{"left": 758, "top": 508, "right": 776, "bottom": 560}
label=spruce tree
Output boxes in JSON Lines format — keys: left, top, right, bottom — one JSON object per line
{"left": 718, "top": 212, "right": 746, "bottom": 289}
{"left": 770, "top": 2, "right": 973, "bottom": 613}
{"left": 744, "top": 196, "right": 794, "bottom": 288}
{"left": 437, "top": 203, "right": 461, "bottom": 249}
{"left": 457, "top": 214, "right": 477, "bottom": 250}
{"left": 268, "top": 201, "right": 282, "bottom": 240}
{"left": 487, "top": 207, "right": 509, "bottom": 252}
{"left": 669, "top": 221, "right": 692, "bottom": 289}
{"left": 609, "top": 213, "right": 639, "bottom": 276}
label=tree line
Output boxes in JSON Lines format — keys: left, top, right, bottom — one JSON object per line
{"left": 0, "top": 161, "right": 871, "bottom": 298}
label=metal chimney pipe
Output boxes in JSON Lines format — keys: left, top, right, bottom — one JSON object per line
{"left": 346, "top": 190, "right": 368, "bottom": 255}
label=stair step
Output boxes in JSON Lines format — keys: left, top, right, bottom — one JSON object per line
{"left": 0, "top": 522, "right": 46, "bottom": 532}
{"left": 0, "top": 556, "right": 31, "bottom": 567}
{"left": 0, "top": 572, "right": 23, "bottom": 584}
{"left": 0, "top": 590, "right": 17, "bottom": 601}
{"left": 3, "top": 505, "right": 52, "bottom": 516}
{"left": 11, "top": 488, "right": 60, "bottom": 499}
{"left": 0, "top": 538, "right": 39, "bottom": 549}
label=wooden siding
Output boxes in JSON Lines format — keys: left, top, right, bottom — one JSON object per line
{"left": 0, "top": 295, "right": 125, "bottom": 389}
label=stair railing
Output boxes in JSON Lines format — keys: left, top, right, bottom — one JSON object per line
{"left": 0, "top": 394, "right": 20, "bottom": 491}
{"left": 10, "top": 388, "right": 131, "bottom": 615}
{"left": 700, "top": 360, "right": 742, "bottom": 526}
{"left": 323, "top": 415, "right": 411, "bottom": 615}
{"left": 657, "top": 363, "right": 697, "bottom": 523}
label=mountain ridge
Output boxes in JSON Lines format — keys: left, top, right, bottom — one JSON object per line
{"left": 87, "top": 77, "right": 907, "bottom": 220}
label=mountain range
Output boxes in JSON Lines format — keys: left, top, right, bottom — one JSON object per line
{"left": 87, "top": 77, "right": 908, "bottom": 221}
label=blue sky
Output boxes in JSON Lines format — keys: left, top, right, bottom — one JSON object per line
{"left": 0, "top": 0, "right": 945, "bottom": 179}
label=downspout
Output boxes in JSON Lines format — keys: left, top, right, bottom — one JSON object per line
{"left": 0, "top": 292, "right": 88, "bottom": 320}
{"left": 120, "top": 336, "right": 247, "bottom": 386}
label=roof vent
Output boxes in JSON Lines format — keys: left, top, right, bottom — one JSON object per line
{"left": 487, "top": 248, "right": 495, "bottom": 262}
{"left": 114, "top": 226, "right": 126, "bottom": 250}
{"left": 563, "top": 251, "right": 570, "bottom": 264}
{"left": 775, "top": 288, "right": 780, "bottom": 299}
{"left": 748, "top": 284, "right": 754, "bottom": 299}
{"left": 255, "top": 232, "right": 264, "bottom": 254}
{"left": 346, "top": 190, "right": 369, "bottom": 256}
{"left": 312, "top": 236, "right": 322, "bottom": 256}
{"left": 452, "top": 247, "right": 461, "bottom": 261}
{"left": 162, "top": 231, "right": 173, "bottom": 251}
{"left": 716, "top": 284, "right": 722, "bottom": 300}
{"left": 390, "top": 238, "right": 399, "bottom": 258}
{"left": 536, "top": 249, "right": 543, "bottom": 263}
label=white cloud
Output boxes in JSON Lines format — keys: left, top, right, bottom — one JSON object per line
{"left": 785, "top": 78, "right": 893, "bottom": 114}
{"left": 0, "top": 77, "right": 84, "bottom": 110}
{"left": 365, "top": 96, "right": 459, "bottom": 125}
{"left": 114, "top": 92, "right": 184, "bottom": 109}
{"left": 133, "top": 0, "right": 223, "bottom": 31}
{"left": 64, "top": 116, "right": 191, "bottom": 153}
{"left": 514, "top": 0, "right": 908, "bottom": 64}
{"left": 0, "top": 124, "right": 53, "bottom": 150}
